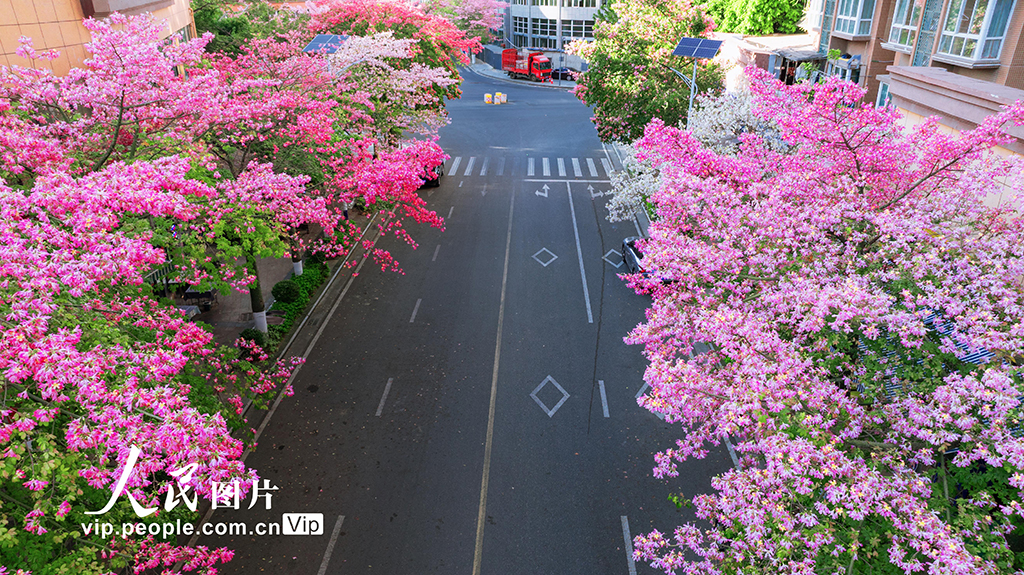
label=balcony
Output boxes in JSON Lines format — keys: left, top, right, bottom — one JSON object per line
{"left": 885, "top": 65, "right": 1024, "bottom": 154}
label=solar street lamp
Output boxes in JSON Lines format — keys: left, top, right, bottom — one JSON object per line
{"left": 302, "top": 34, "right": 353, "bottom": 76}
{"left": 302, "top": 34, "right": 350, "bottom": 54}
{"left": 670, "top": 36, "right": 722, "bottom": 125}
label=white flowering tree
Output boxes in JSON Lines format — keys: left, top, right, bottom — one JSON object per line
{"left": 606, "top": 87, "right": 786, "bottom": 223}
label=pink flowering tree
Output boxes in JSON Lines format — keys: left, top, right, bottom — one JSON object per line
{"left": 309, "top": 0, "right": 479, "bottom": 103}
{"left": 0, "top": 14, "right": 219, "bottom": 174}
{"left": 203, "top": 30, "right": 448, "bottom": 324}
{"left": 418, "top": 0, "right": 505, "bottom": 44}
{"left": 0, "top": 8, "right": 454, "bottom": 572}
{"left": 627, "top": 69, "right": 1024, "bottom": 574}
{"left": 0, "top": 124, "right": 295, "bottom": 571}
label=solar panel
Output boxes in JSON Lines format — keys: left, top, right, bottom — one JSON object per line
{"left": 302, "top": 34, "right": 349, "bottom": 54}
{"left": 672, "top": 37, "right": 722, "bottom": 59}
{"left": 672, "top": 37, "right": 701, "bottom": 57}
{"left": 694, "top": 43, "right": 723, "bottom": 59}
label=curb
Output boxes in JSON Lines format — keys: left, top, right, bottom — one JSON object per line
{"left": 179, "top": 214, "right": 381, "bottom": 557}
{"left": 463, "top": 64, "right": 576, "bottom": 91}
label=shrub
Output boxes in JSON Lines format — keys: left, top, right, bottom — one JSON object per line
{"left": 238, "top": 328, "right": 268, "bottom": 353}
{"left": 272, "top": 278, "right": 302, "bottom": 303}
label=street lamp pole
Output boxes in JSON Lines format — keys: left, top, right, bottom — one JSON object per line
{"left": 687, "top": 60, "right": 697, "bottom": 121}
{"left": 668, "top": 36, "right": 722, "bottom": 127}
{"left": 664, "top": 63, "right": 697, "bottom": 126}
{"left": 557, "top": 0, "right": 562, "bottom": 86}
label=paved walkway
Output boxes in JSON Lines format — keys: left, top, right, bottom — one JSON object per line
{"left": 174, "top": 210, "right": 373, "bottom": 347}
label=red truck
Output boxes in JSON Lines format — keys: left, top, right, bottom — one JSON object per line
{"left": 502, "top": 49, "right": 552, "bottom": 82}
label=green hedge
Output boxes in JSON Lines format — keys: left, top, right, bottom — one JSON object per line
{"left": 267, "top": 260, "right": 330, "bottom": 349}
{"left": 272, "top": 278, "right": 302, "bottom": 303}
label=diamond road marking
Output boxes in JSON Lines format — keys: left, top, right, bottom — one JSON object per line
{"left": 603, "top": 249, "right": 623, "bottom": 268}
{"left": 635, "top": 382, "right": 665, "bottom": 420}
{"left": 532, "top": 247, "right": 558, "bottom": 267}
{"left": 531, "top": 375, "right": 569, "bottom": 418}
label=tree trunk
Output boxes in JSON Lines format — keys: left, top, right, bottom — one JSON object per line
{"left": 247, "top": 254, "right": 268, "bottom": 333}
{"left": 291, "top": 238, "right": 304, "bottom": 276}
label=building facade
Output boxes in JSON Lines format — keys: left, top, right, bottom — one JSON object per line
{"left": 1, "top": 0, "right": 195, "bottom": 75}
{"left": 803, "top": 0, "right": 1022, "bottom": 103}
{"left": 801, "top": 0, "right": 1023, "bottom": 208}
{"left": 505, "top": 0, "right": 600, "bottom": 52}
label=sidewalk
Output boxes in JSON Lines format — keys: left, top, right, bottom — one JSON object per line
{"left": 181, "top": 209, "right": 373, "bottom": 347}
{"left": 465, "top": 61, "right": 577, "bottom": 91}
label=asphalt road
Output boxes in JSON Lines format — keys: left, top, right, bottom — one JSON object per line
{"left": 202, "top": 67, "right": 731, "bottom": 574}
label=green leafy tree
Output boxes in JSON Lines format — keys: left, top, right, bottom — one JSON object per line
{"left": 567, "top": 0, "right": 724, "bottom": 143}
{"left": 192, "top": 0, "right": 311, "bottom": 55}
{"left": 705, "top": 0, "right": 806, "bottom": 35}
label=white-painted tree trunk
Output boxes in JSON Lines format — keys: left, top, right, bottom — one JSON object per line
{"left": 253, "top": 310, "right": 268, "bottom": 333}
{"left": 293, "top": 260, "right": 304, "bottom": 276}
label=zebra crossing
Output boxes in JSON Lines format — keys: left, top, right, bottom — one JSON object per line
{"left": 446, "top": 155, "right": 617, "bottom": 179}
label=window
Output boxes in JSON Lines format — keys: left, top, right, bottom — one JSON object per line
{"left": 804, "top": 0, "right": 825, "bottom": 30}
{"left": 937, "top": 0, "right": 1016, "bottom": 61}
{"left": 876, "top": 82, "right": 892, "bottom": 107}
{"left": 513, "top": 17, "right": 529, "bottom": 35}
{"left": 513, "top": 33, "right": 529, "bottom": 47}
{"left": 563, "top": 0, "right": 596, "bottom": 6}
{"left": 512, "top": 0, "right": 527, "bottom": 4}
{"left": 562, "top": 19, "right": 594, "bottom": 38}
{"left": 166, "top": 25, "right": 194, "bottom": 77}
{"left": 834, "top": 0, "right": 876, "bottom": 36}
{"left": 531, "top": 37, "right": 558, "bottom": 48}
{"left": 531, "top": 0, "right": 556, "bottom": 5}
{"left": 888, "top": 0, "right": 922, "bottom": 48}
{"left": 532, "top": 18, "right": 557, "bottom": 36}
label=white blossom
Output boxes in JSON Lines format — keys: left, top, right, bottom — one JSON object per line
{"left": 687, "top": 89, "right": 789, "bottom": 155}
{"left": 607, "top": 146, "right": 660, "bottom": 222}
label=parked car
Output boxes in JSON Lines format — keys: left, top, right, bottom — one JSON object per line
{"left": 621, "top": 236, "right": 675, "bottom": 284}
{"left": 622, "top": 236, "right": 645, "bottom": 274}
{"left": 550, "top": 67, "right": 578, "bottom": 81}
{"left": 420, "top": 159, "right": 444, "bottom": 188}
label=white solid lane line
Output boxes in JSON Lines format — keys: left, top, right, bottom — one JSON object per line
{"left": 375, "top": 378, "right": 394, "bottom": 417}
{"left": 472, "top": 191, "right": 515, "bottom": 575}
{"left": 316, "top": 515, "right": 345, "bottom": 575}
{"left": 621, "top": 516, "right": 638, "bottom": 575}
{"left": 598, "top": 380, "right": 609, "bottom": 418}
{"left": 409, "top": 298, "right": 422, "bottom": 323}
{"left": 726, "top": 438, "right": 741, "bottom": 469}
{"left": 567, "top": 182, "right": 594, "bottom": 324}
